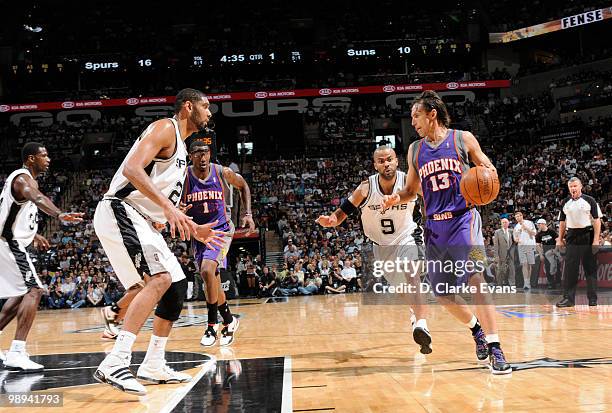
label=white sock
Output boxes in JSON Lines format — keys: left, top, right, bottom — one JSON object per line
{"left": 414, "top": 319, "right": 428, "bottom": 331}
{"left": 111, "top": 331, "right": 136, "bottom": 357}
{"left": 142, "top": 335, "right": 168, "bottom": 368}
{"left": 486, "top": 334, "right": 500, "bottom": 344}
{"left": 9, "top": 340, "right": 26, "bottom": 353}
{"left": 464, "top": 315, "right": 478, "bottom": 329}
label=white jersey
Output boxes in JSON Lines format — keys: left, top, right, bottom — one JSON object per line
{"left": 105, "top": 117, "right": 188, "bottom": 223}
{"left": 359, "top": 171, "right": 423, "bottom": 246}
{"left": 0, "top": 169, "right": 39, "bottom": 247}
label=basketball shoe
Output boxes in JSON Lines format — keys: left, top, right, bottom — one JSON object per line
{"left": 220, "top": 316, "right": 239, "bottom": 346}
{"left": 100, "top": 306, "right": 120, "bottom": 339}
{"left": 473, "top": 328, "right": 489, "bottom": 362}
{"left": 137, "top": 361, "right": 192, "bottom": 384}
{"left": 413, "top": 327, "right": 432, "bottom": 355}
{"left": 488, "top": 346, "right": 512, "bottom": 375}
{"left": 94, "top": 353, "right": 146, "bottom": 396}
{"left": 201, "top": 324, "right": 219, "bottom": 346}
{"left": 3, "top": 351, "right": 44, "bottom": 372}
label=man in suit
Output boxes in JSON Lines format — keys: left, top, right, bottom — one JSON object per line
{"left": 493, "top": 218, "right": 515, "bottom": 286}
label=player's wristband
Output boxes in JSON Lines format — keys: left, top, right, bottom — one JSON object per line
{"left": 340, "top": 199, "right": 358, "bottom": 216}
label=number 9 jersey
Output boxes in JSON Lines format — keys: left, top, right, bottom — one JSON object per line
{"left": 359, "top": 171, "right": 423, "bottom": 246}
{"left": 104, "top": 117, "right": 187, "bottom": 223}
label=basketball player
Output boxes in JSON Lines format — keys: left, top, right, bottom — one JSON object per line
{"left": 184, "top": 140, "right": 255, "bottom": 347}
{"left": 0, "top": 142, "right": 83, "bottom": 371}
{"left": 93, "top": 89, "right": 226, "bottom": 395}
{"left": 382, "top": 90, "right": 511, "bottom": 374}
{"left": 316, "top": 146, "right": 431, "bottom": 354}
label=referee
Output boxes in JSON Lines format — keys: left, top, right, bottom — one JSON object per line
{"left": 556, "top": 177, "right": 602, "bottom": 307}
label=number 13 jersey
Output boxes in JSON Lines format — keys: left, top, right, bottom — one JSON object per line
{"left": 411, "top": 129, "right": 470, "bottom": 216}
{"left": 105, "top": 117, "right": 187, "bottom": 223}
{"left": 359, "top": 171, "right": 423, "bottom": 246}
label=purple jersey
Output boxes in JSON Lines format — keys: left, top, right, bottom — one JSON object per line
{"left": 183, "top": 164, "right": 231, "bottom": 231}
{"left": 413, "top": 129, "right": 470, "bottom": 217}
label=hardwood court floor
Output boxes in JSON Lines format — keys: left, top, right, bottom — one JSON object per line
{"left": 0, "top": 290, "right": 611, "bottom": 412}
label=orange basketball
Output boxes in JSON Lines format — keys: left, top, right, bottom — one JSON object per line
{"left": 460, "top": 166, "right": 500, "bottom": 206}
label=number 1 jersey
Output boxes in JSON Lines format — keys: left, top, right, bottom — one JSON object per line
{"left": 359, "top": 171, "right": 423, "bottom": 246}
{"left": 104, "top": 117, "right": 187, "bottom": 223}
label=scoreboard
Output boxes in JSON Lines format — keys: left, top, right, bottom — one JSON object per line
{"left": 7, "top": 40, "right": 474, "bottom": 75}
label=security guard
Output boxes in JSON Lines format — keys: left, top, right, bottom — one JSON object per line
{"left": 556, "top": 177, "right": 602, "bottom": 307}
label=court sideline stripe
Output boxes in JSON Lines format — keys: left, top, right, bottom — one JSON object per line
{"left": 158, "top": 356, "right": 217, "bottom": 413}
{"left": 281, "top": 356, "right": 293, "bottom": 413}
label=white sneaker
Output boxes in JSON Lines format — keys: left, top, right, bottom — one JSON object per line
{"left": 137, "top": 361, "right": 192, "bottom": 384}
{"left": 93, "top": 353, "right": 146, "bottom": 396}
{"left": 220, "top": 317, "right": 239, "bottom": 346}
{"left": 3, "top": 351, "right": 44, "bottom": 372}
{"left": 101, "top": 306, "right": 121, "bottom": 336}
{"left": 200, "top": 324, "right": 219, "bottom": 347}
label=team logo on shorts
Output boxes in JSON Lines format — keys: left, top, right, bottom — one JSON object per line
{"left": 153, "top": 253, "right": 160, "bottom": 262}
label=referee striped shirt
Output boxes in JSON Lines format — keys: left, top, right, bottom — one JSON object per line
{"left": 558, "top": 194, "right": 602, "bottom": 228}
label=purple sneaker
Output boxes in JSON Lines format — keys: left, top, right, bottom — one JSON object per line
{"left": 473, "top": 328, "right": 489, "bottom": 362}
{"left": 489, "top": 346, "right": 512, "bottom": 375}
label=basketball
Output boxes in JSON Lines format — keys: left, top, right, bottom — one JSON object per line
{"left": 460, "top": 166, "right": 500, "bottom": 206}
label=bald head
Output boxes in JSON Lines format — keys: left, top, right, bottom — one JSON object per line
{"left": 373, "top": 145, "right": 396, "bottom": 160}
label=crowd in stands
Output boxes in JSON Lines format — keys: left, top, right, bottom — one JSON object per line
{"left": 0, "top": 82, "right": 609, "bottom": 305}
{"left": 550, "top": 69, "right": 612, "bottom": 89}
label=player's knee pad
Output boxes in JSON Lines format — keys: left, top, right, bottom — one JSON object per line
{"left": 155, "top": 278, "right": 187, "bottom": 321}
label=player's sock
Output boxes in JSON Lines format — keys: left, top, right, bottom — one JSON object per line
{"left": 111, "top": 331, "right": 136, "bottom": 357}
{"left": 207, "top": 302, "right": 218, "bottom": 326}
{"left": 486, "top": 334, "right": 500, "bottom": 349}
{"left": 9, "top": 340, "right": 26, "bottom": 353}
{"left": 414, "top": 318, "right": 428, "bottom": 331}
{"left": 465, "top": 315, "right": 482, "bottom": 335}
{"left": 142, "top": 335, "right": 168, "bottom": 369}
{"left": 219, "top": 302, "right": 233, "bottom": 326}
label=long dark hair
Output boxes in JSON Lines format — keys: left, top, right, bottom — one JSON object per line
{"left": 412, "top": 90, "right": 451, "bottom": 127}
